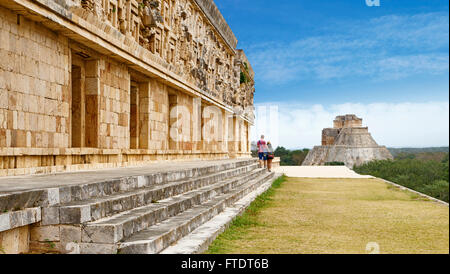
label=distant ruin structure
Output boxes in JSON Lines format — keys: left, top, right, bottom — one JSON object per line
{"left": 303, "top": 114, "right": 393, "bottom": 168}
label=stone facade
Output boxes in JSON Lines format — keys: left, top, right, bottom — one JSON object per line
{"left": 303, "top": 114, "right": 393, "bottom": 168}
{"left": 0, "top": 0, "right": 255, "bottom": 177}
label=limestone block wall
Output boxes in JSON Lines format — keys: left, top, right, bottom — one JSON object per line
{"left": 144, "top": 79, "right": 169, "bottom": 151}
{"left": 169, "top": 87, "right": 194, "bottom": 151}
{"left": 227, "top": 117, "right": 250, "bottom": 158}
{"left": 322, "top": 128, "right": 340, "bottom": 146}
{"left": 98, "top": 59, "right": 131, "bottom": 149}
{"left": 333, "top": 114, "right": 363, "bottom": 128}
{"left": 201, "top": 102, "right": 223, "bottom": 152}
{"left": 0, "top": 6, "right": 70, "bottom": 149}
{"left": 0, "top": 226, "right": 29, "bottom": 254}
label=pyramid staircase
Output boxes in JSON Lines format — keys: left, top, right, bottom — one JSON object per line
{"left": 26, "top": 159, "right": 276, "bottom": 254}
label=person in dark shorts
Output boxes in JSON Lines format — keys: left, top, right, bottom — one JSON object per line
{"left": 257, "top": 135, "right": 268, "bottom": 168}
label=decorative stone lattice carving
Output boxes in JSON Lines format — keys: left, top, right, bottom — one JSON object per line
{"left": 71, "top": 0, "right": 252, "bottom": 111}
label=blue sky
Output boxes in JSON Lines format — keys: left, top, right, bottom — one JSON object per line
{"left": 215, "top": 0, "right": 449, "bottom": 148}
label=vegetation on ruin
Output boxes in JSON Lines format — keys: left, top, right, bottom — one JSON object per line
{"left": 354, "top": 153, "right": 449, "bottom": 202}
{"left": 240, "top": 71, "right": 249, "bottom": 84}
{"left": 206, "top": 177, "right": 449, "bottom": 254}
{"left": 239, "top": 62, "right": 251, "bottom": 84}
{"left": 325, "top": 161, "right": 345, "bottom": 166}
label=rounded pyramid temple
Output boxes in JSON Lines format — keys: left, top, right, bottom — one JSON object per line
{"left": 302, "top": 115, "right": 393, "bottom": 168}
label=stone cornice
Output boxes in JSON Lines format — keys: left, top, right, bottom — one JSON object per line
{"left": 193, "top": 0, "right": 238, "bottom": 50}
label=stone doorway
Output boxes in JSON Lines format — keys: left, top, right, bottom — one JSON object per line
{"left": 70, "top": 55, "right": 99, "bottom": 148}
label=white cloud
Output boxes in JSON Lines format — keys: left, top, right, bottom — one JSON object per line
{"left": 246, "top": 12, "right": 449, "bottom": 84}
{"left": 251, "top": 101, "right": 449, "bottom": 149}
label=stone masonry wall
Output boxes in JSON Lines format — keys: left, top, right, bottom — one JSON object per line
{"left": 147, "top": 79, "right": 169, "bottom": 151}
{"left": 99, "top": 59, "right": 131, "bottom": 149}
{"left": 0, "top": 6, "right": 70, "bottom": 149}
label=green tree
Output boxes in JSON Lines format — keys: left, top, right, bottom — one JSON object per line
{"left": 274, "top": 147, "right": 310, "bottom": 166}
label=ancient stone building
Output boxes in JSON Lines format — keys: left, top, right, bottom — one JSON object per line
{"left": 0, "top": 0, "right": 255, "bottom": 177}
{"left": 303, "top": 114, "right": 393, "bottom": 168}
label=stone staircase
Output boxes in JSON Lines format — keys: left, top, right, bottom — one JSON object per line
{"left": 26, "top": 159, "right": 276, "bottom": 254}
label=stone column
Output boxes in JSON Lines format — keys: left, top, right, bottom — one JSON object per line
{"left": 246, "top": 121, "right": 251, "bottom": 153}
{"left": 202, "top": 104, "right": 223, "bottom": 153}
{"left": 223, "top": 110, "right": 231, "bottom": 153}
{"left": 84, "top": 59, "right": 100, "bottom": 148}
{"left": 237, "top": 118, "right": 244, "bottom": 153}
{"left": 192, "top": 97, "right": 202, "bottom": 151}
{"left": 227, "top": 116, "right": 240, "bottom": 157}
{"left": 242, "top": 121, "right": 248, "bottom": 153}
{"left": 138, "top": 82, "right": 151, "bottom": 149}
{"left": 70, "top": 58, "right": 85, "bottom": 148}
{"left": 130, "top": 83, "right": 139, "bottom": 149}
{"left": 168, "top": 93, "right": 180, "bottom": 151}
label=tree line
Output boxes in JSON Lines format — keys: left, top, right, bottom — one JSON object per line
{"left": 354, "top": 153, "right": 449, "bottom": 202}
{"left": 251, "top": 146, "right": 310, "bottom": 166}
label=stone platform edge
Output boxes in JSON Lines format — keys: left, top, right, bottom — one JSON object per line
{"left": 378, "top": 178, "right": 449, "bottom": 207}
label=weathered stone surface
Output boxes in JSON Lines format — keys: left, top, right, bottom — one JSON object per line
{"left": 59, "top": 205, "right": 91, "bottom": 224}
{"left": 80, "top": 243, "right": 117, "bottom": 254}
{"left": 303, "top": 115, "right": 393, "bottom": 167}
{"left": 41, "top": 207, "right": 60, "bottom": 225}
{"left": 0, "top": 213, "right": 9, "bottom": 232}
{"left": 0, "top": 226, "right": 30, "bottom": 254}
{"left": 59, "top": 225, "right": 82, "bottom": 253}
{"left": 0, "top": 207, "right": 41, "bottom": 232}
{"left": 0, "top": 190, "right": 45, "bottom": 213}
{"left": 46, "top": 188, "right": 60, "bottom": 206}
{"left": 82, "top": 223, "right": 124, "bottom": 244}
{"left": 29, "top": 240, "right": 61, "bottom": 254}
{"left": 30, "top": 225, "right": 60, "bottom": 242}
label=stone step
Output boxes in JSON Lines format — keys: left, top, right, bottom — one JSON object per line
{"left": 80, "top": 168, "right": 267, "bottom": 245}
{"left": 56, "top": 159, "right": 258, "bottom": 205}
{"left": 52, "top": 163, "right": 258, "bottom": 224}
{"left": 160, "top": 174, "right": 282, "bottom": 254}
{"left": 0, "top": 159, "right": 257, "bottom": 214}
{"left": 117, "top": 171, "right": 275, "bottom": 254}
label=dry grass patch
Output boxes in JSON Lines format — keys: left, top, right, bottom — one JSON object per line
{"left": 206, "top": 177, "right": 449, "bottom": 254}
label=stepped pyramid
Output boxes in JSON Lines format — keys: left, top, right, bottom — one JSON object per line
{"left": 302, "top": 115, "right": 393, "bottom": 168}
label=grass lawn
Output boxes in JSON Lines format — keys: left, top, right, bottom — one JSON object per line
{"left": 206, "top": 177, "right": 449, "bottom": 254}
